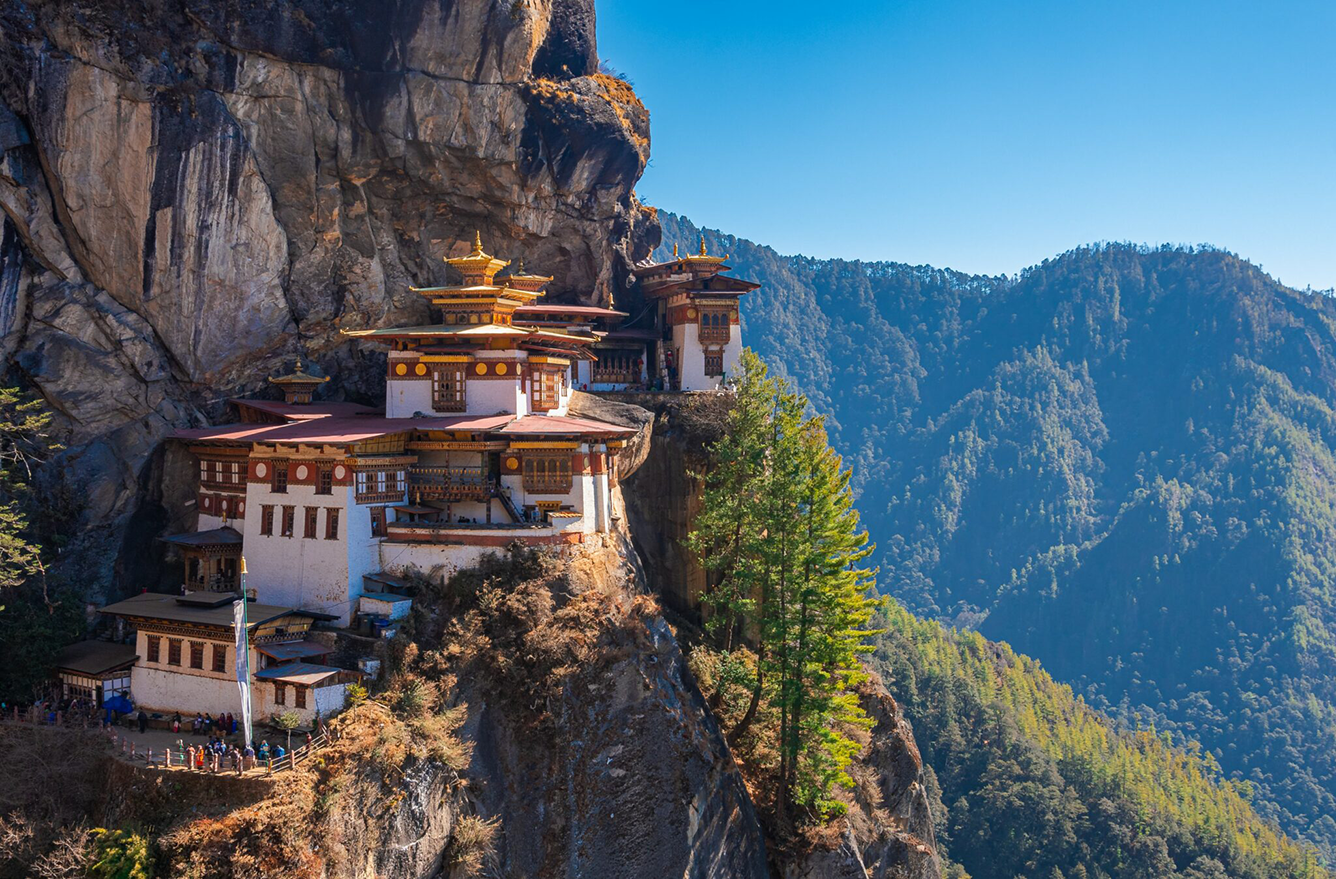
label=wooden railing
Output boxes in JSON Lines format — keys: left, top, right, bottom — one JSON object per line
{"left": 407, "top": 466, "right": 490, "bottom": 500}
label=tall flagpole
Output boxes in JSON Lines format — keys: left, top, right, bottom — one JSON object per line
{"left": 234, "top": 556, "right": 254, "bottom": 750}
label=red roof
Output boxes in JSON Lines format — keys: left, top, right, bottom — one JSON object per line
{"left": 513, "top": 304, "right": 629, "bottom": 318}
{"left": 174, "top": 414, "right": 514, "bottom": 446}
{"left": 231, "top": 399, "right": 379, "bottom": 421}
{"left": 496, "top": 415, "right": 637, "bottom": 438}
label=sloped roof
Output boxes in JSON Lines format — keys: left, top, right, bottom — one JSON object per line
{"left": 496, "top": 415, "right": 638, "bottom": 438}
{"left": 253, "top": 663, "right": 347, "bottom": 686}
{"left": 99, "top": 593, "right": 308, "bottom": 629}
{"left": 55, "top": 641, "right": 138, "bottom": 676}
{"left": 160, "top": 527, "right": 243, "bottom": 548}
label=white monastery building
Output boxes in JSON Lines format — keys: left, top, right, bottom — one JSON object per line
{"left": 90, "top": 235, "right": 760, "bottom": 724}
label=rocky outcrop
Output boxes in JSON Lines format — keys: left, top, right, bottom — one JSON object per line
{"left": 0, "top": 0, "right": 660, "bottom": 598}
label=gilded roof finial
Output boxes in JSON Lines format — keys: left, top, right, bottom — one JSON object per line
{"left": 699, "top": 235, "right": 707, "bottom": 257}
{"left": 672, "top": 243, "right": 679, "bottom": 259}
{"left": 471, "top": 230, "right": 485, "bottom": 256}
{"left": 516, "top": 257, "right": 526, "bottom": 275}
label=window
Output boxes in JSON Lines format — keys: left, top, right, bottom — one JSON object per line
{"left": 316, "top": 466, "right": 333, "bottom": 496}
{"left": 532, "top": 369, "right": 560, "bottom": 411}
{"left": 212, "top": 645, "right": 227, "bottom": 673}
{"left": 325, "top": 508, "right": 340, "bottom": 540}
{"left": 522, "top": 454, "right": 573, "bottom": 493}
{"left": 699, "top": 309, "right": 731, "bottom": 342}
{"left": 271, "top": 462, "right": 289, "bottom": 494}
{"left": 304, "top": 507, "right": 319, "bottom": 539}
{"left": 274, "top": 683, "right": 286, "bottom": 706}
{"left": 704, "top": 350, "right": 724, "bottom": 376}
{"left": 281, "top": 505, "right": 295, "bottom": 537}
{"left": 432, "top": 366, "right": 466, "bottom": 412}
{"left": 146, "top": 636, "right": 160, "bottom": 664}
{"left": 370, "top": 506, "right": 387, "bottom": 538}
{"left": 261, "top": 505, "right": 274, "bottom": 536}
{"left": 189, "top": 641, "right": 204, "bottom": 669}
{"left": 167, "top": 639, "right": 182, "bottom": 667}
{"left": 295, "top": 686, "right": 308, "bottom": 709}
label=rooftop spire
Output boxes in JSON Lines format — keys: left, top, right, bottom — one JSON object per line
{"left": 471, "top": 230, "right": 485, "bottom": 256}
{"left": 673, "top": 242, "right": 679, "bottom": 259}
{"left": 699, "top": 235, "right": 707, "bottom": 257}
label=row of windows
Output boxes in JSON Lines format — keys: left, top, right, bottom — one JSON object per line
{"left": 427, "top": 366, "right": 569, "bottom": 414}
{"left": 355, "top": 470, "right": 405, "bottom": 501}
{"left": 272, "top": 682, "right": 309, "bottom": 708}
{"left": 698, "top": 310, "right": 732, "bottom": 342}
{"left": 200, "top": 460, "right": 244, "bottom": 487}
{"left": 522, "top": 455, "right": 573, "bottom": 493}
{"left": 146, "top": 636, "right": 227, "bottom": 673}
{"left": 259, "top": 505, "right": 340, "bottom": 540}
{"left": 269, "top": 464, "right": 336, "bottom": 495}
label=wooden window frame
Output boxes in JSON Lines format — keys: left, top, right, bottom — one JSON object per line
{"left": 281, "top": 505, "right": 296, "bottom": 537}
{"left": 531, "top": 368, "right": 561, "bottom": 412}
{"left": 274, "top": 683, "right": 286, "bottom": 706}
{"left": 261, "top": 505, "right": 274, "bottom": 536}
{"left": 704, "top": 350, "right": 724, "bottom": 377}
{"left": 698, "top": 309, "right": 731, "bottom": 343}
{"left": 522, "top": 454, "right": 573, "bottom": 494}
{"left": 316, "top": 466, "right": 333, "bottom": 496}
{"left": 212, "top": 644, "right": 227, "bottom": 674}
{"left": 431, "top": 366, "right": 466, "bottom": 412}
{"left": 370, "top": 506, "right": 387, "bottom": 538}
{"left": 189, "top": 641, "right": 205, "bottom": 670}
{"left": 304, "top": 507, "right": 319, "bottom": 539}
{"left": 167, "top": 639, "right": 182, "bottom": 667}
{"left": 271, "top": 462, "right": 289, "bottom": 494}
{"left": 295, "top": 686, "right": 308, "bottom": 709}
{"left": 325, "top": 508, "right": 340, "bottom": 540}
{"left": 146, "top": 636, "right": 160, "bottom": 664}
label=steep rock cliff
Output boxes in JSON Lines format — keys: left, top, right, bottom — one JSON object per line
{"left": 0, "top": 0, "right": 659, "bottom": 595}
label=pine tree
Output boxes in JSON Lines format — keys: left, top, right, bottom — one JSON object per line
{"left": 692, "top": 350, "right": 883, "bottom": 825}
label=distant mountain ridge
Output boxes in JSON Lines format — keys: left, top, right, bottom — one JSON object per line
{"left": 655, "top": 212, "right": 1336, "bottom": 857}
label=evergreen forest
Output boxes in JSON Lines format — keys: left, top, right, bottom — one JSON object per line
{"left": 657, "top": 212, "right": 1336, "bottom": 860}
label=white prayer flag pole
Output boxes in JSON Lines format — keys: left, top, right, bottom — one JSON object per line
{"left": 234, "top": 557, "right": 254, "bottom": 750}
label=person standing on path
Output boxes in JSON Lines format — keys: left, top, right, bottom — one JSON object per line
{"left": 137, "top": 709, "right": 148, "bottom": 734}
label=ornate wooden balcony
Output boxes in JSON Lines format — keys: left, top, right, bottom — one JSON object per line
{"left": 407, "top": 465, "right": 491, "bottom": 501}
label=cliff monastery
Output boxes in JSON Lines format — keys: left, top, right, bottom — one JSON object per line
{"left": 63, "top": 236, "right": 758, "bottom": 727}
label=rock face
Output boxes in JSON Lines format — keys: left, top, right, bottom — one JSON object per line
{"left": 0, "top": 0, "right": 659, "bottom": 596}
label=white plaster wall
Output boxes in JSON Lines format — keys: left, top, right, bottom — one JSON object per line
{"left": 313, "top": 683, "right": 347, "bottom": 719}
{"left": 197, "top": 513, "right": 226, "bottom": 531}
{"left": 345, "top": 482, "right": 380, "bottom": 623}
{"left": 131, "top": 666, "right": 246, "bottom": 716}
{"left": 361, "top": 596, "right": 412, "bottom": 620}
{"left": 575, "top": 360, "right": 591, "bottom": 387}
{"left": 594, "top": 471, "right": 611, "bottom": 532}
{"left": 378, "top": 542, "right": 495, "bottom": 582}
{"left": 722, "top": 334, "right": 744, "bottom": 382}
{"left": 386, "top": 377, "right": 434, "bottom": 418}
{"left": 243, "top": 482, "right": 356, "bottom": 625}
{"left": 254, "top": 683, "right": 339, "bottom": 727}
{"left": 465, "top": 376, "right": 524, "bottom": 416}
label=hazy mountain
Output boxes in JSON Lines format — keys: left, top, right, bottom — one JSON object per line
{"left": 658, "top": 211, "right": 1336, "bottom": 857}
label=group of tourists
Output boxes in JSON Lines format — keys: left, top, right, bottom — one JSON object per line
{"left": 170, "top": 738, "right": 288, "bottom": 774}
{"left": 176, "top": 711, "right": 239, "bottom": 736}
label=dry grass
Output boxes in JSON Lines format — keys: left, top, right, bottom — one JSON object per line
{"left": 446, "top": 814, "right": 499, "bottom": 876}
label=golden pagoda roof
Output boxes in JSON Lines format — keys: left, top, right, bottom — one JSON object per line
{"left": 444, "top": 231, "right": 510, "bottom": 280}
{"left": 267, "top": 357, "right": 330, "bottom": 386}
{"left": 502, "top": 258, "right": 554, "bottom": 293}
{"left": 682, "top": 234, "right": 729, "bottom": 265}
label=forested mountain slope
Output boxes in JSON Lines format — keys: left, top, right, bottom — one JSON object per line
{"left": 656, "top": 212, "right": 1336, "bottom": 856}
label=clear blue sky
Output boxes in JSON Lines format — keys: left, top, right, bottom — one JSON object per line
{"left": 597, "top": 1, "right": 1336, "bottom": 290}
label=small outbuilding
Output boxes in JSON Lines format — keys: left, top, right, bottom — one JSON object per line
{"left": 54, "top": 641, "right": 137, "bottom": 707}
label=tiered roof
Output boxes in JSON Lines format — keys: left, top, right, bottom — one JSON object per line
{"left": 633, "top": 236, "right": 759, "bottom": 298}
{"left": 344, "top": 233, "right": 600, "bottom": 360}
